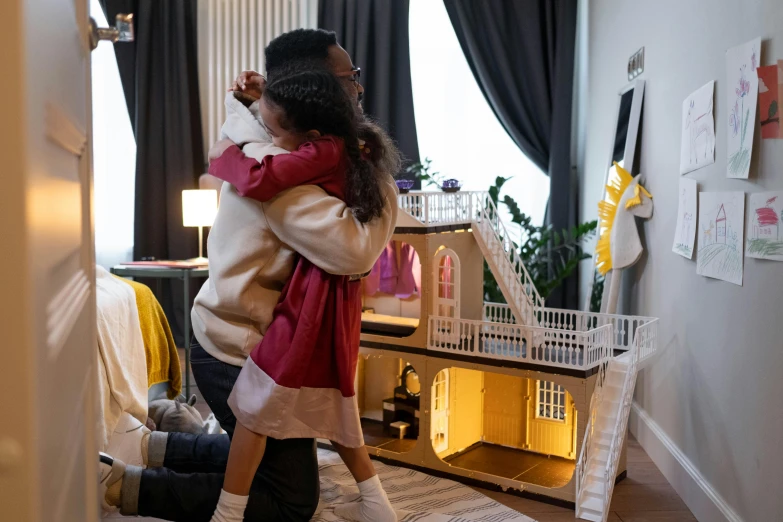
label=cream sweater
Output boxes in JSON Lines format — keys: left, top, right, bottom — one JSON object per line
{"left": 192, "top": 94, "right": 398, "bottom": 366}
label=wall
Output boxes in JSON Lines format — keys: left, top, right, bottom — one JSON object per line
{"left": 358, "top": 356, "right": 400, "bottom": 421}
{"left": 578, "top": 1, "right": 783, "bottom": 520}
{"left": 444, "top": 368, "right": 483, "bottom": 456}
{"left": 483, "top": 373, "right": 527, "bottom": 449}
{"left": 196, "top": 0, "right": 318, "bottom": 154}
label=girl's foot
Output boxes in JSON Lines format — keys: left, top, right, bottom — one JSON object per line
{"left": 334, "top": 475, "right": 397, "bottom": 522}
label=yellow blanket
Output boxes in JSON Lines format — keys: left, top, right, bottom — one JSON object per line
{"left": 115, "top": 276, "right": 182, "bottom": 399}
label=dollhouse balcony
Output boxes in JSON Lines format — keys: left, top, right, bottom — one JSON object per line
{"left": 484, "top": 302, "right": 658, "bottom": 357}
{"left": 396, "top": 190, "right": 481, "bottom": 228}
{"left": 427, "top": 316, "right": 614, "bottom": 372}
{"left": 425, "top": 304, "right": 658, "bottom": 372}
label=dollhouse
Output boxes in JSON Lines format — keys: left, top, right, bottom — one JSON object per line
{"left": 330, "top": 190, "right": 659, "bottom": 521}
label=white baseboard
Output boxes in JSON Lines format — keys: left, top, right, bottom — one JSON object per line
{"left": 629, "top": 402, "right": 743, "bottom": 522}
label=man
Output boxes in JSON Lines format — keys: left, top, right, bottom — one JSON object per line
{"left": 100, "top": 29, "right": 397, "bottom": 522}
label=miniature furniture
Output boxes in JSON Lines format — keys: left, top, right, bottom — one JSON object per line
{"left": 344, "top": 190, "right": 658, "bottom": 521}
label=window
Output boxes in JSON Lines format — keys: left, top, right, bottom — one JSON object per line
{"left": 536, "top": 380, "right": 566, "bottom": 422}
{"left": 409, "top": 0, "right": 550, "bottom": 227}
{"left": 91, "top": 0, "right": 136, "bottom": 269}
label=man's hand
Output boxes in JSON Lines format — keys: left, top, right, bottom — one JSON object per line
{"left": 228, "top": 70, "right": 266, "bottom": 100}
{"left": 208, "top": 138, "right": 236, "bottom": 162}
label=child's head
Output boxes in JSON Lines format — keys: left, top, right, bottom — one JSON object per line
{"left": 261, "top": 66, "right": 400, "bottom": 223}
{"left": 260, "top": 66, "right": 351, "bottom": 152}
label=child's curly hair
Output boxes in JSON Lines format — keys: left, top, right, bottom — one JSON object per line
{"left": 263, "top": 66, "right": 400, "bottom": 223}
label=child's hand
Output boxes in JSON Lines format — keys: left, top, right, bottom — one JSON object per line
{"left": 208, "top": 139, "right": 236, "bottom": 162}
{"left": 229, "top": 70, "right": 266, "bottom": 100}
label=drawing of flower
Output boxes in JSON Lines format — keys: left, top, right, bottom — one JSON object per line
{"left": 751, "top": 49, "right": 757, "bottom": 72}
{"left": 735, "top": 68, "right": 750, "bottom": 98}
{"left": 728, "top": 65, "right": 752, "bottom": 175}
{"left": 730, "top": 100, "right": 740, "bottom": 136}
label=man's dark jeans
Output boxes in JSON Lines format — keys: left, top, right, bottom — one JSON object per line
{"left": 136, "top": 341, "right": 320, "bottom": 522}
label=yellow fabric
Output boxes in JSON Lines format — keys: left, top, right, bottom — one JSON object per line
{"left": 114, "top": 276, "right": 182, "bottom": 399}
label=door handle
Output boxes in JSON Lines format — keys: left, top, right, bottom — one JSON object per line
{"left": 89, "top": 13, "right": 134, "bottom": 51}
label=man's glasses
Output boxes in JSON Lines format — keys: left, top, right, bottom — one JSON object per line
{"left": 336, "top": 66, "right": 361, "bottom": 83}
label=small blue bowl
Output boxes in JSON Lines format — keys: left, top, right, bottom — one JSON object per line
{"left": 441, "top": 179, "right": 461, "bottom": 192}
{"left": 396, "top": 179, "right": 414, "bottom": 194}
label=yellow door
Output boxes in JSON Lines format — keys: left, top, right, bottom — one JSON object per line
{"left": 0, "top": 1, "right": 102, "bottom": 520}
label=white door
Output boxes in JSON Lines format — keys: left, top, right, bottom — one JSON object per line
{"left": 0, "top": 1, "right": 99, "bottom": 520}
{"left": 430, "top": 369, "right": 450, "bottom": 454}
{"left": 432, "top": 249, "right": 461, "bottom": 345}
{"left": 433, "top": 249, "right": 460, "bottom": 318}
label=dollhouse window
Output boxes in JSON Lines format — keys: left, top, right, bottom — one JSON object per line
{"left": 536, "top": 380, "right": 566, "bottom": 422}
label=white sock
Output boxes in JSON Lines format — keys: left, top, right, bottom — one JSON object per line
{"left": 210, "top": 489, "right": 249, "bottom": 522}
{"left": 334, "top": 475, "right": 396, "bottom": 522}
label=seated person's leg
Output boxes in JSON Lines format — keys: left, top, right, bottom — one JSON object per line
{"left": 147, "top": 431, "right": 231, "bottom": 474}
{"left": 103, "top": 438, "right": 320, "bottom": 522}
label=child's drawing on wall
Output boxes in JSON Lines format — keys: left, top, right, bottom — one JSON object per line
{"left": 758, "top": 64, "right": 781, "bottom": 139}
{"left": 697, "top": 192, "right": 745, "bottom": 285}
{"left": 680, "top": 81, "right": 715, "bottom": 175}
{"left": 746, "top": 191, "right": 783, "bottom": 261}
{"left": 726, "top": 38, "right": 760, "bottom": 179}
{"left": 672, "top": 178, "right": 697, "bottom": 259}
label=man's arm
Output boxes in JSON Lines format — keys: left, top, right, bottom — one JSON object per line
{"left": 264, "top": 178, "right": 398, "bottom": 276}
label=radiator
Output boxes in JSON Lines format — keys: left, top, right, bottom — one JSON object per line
{"left": 205, "top": 0, "right": 318, "bottom": 146}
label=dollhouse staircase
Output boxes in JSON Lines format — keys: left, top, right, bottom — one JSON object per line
{"left": 470, "top": 194, "right": 544, "bottom": 326}
{"left": 576, "top": 351, "right": 638, "bottom": 522}
{"left": 396, "top": 190, "right": 544, "bottom": 326}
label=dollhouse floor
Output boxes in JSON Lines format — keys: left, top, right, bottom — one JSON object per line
{"left": 444, "top": 443, "right": 575, "bottom": 488}
{"left": 360, "top": 418, "right": 418, "bottom": 453}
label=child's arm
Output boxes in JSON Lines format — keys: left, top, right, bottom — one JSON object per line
{"left": 208, "top": 138, "right": 342, "bottom": 202}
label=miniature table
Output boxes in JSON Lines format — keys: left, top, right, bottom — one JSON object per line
{"left": 110, "top": 265, "right": 209, "bottom": 397}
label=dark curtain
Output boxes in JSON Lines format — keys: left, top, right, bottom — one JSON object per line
{"left": 318, "top": 0, "right": 420, "bottom": 176}
{"left": 444, "top": 0, "right": 579, "bottom": 309}
{"left": 100, "top": 0, "right": 205, "bottom": 346}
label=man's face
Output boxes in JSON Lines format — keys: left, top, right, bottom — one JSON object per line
{"left": 327, "top": 44, "right": 364, "bottom": 112}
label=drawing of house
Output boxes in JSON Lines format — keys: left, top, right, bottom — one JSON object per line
{"left": 349, "top": 190, "right": 659, "bottom": 512}
{"left": 716, "top": 204, "right": 727, "bottom": 243}
{"left": 752, "top": 205, "right": 780, "bottom": 239}
{"left": 703, "top": 221, "right": 714, "bottom": 245}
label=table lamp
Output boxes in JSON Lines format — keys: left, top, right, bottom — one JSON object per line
{"left": 182, "top": 189, "right": 218, "bottom": 263}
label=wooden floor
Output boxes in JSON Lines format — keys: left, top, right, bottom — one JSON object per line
{"left": 106, "top": 350, "right": 695, "bottom": 522}
{"left": 478, "top": 436, "right": 696, "bottom": 521}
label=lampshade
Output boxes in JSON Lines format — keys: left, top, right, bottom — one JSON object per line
{"left": 182, "top": 189, "right": 217, "bottom": 227}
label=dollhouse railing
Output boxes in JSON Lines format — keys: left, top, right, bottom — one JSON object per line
{"left": 398, "top": 191, "right": 544, "bottom": 325}
{"left": 483, "top": 302, "right": 657, "bottom": 354}
{"left": 575, "top": 340, "right": 611, "bottom": 512}
{"left": 601, "top": 318, "right": 658, "bottom": 519}
{"left": 427, "top": 316, "right": 613, "bottom": 372}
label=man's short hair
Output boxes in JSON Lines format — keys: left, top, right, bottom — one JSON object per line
{"left": 265, "top": 29, "right": 338, "bottom": 76}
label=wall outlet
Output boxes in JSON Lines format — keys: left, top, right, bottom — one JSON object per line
{"left": 628, "top": 47, "right": 644, "bottom": 81}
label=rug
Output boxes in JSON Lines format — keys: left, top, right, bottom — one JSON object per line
{"left": 313, "top": 449, "right": 536, "bottom": 521}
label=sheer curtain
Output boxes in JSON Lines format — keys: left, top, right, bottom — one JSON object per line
{"left": 91, "top": 0, "right": 136, "bottom": 269}
{"left": 408, "top": 0, "right": 549, "bottom": 226}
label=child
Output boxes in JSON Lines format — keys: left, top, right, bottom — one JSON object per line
{"left": 208, "top": 67, "right": 400, "bottom": 522}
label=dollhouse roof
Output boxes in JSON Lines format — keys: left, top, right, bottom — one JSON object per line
{"left": 755, "top": 207, "right": 779, "bottom": 227}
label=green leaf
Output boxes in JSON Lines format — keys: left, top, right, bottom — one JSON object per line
{"left": 770, "top": 100, "right": 778, "bottom": 119}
